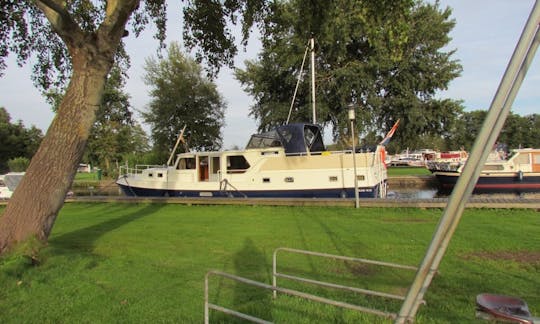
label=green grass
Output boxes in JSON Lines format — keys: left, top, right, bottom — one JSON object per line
{"left": 74, "top": 172, "right": 101, "bottom": 181}
{"left": 1, "top": 204, "right": 538, "bottom": 323}
{"left": 387, "top": 167, "right": 432, "bottom": 176}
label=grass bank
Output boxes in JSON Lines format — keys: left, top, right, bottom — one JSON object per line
{"left": 1, "top": 204, "right": 538, "bottom": 323}
{"left": 387, "top": 167, "right": 432, "bottom": 177}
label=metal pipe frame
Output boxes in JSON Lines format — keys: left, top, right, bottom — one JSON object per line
{"left": 272, "top": 247, "right": 421, "bottom": 311}
{"left": 395, "top": 2, "right": 540, "bottom": 323}
{"left": 205, "top": 270, "right": 397, "bottom": 324}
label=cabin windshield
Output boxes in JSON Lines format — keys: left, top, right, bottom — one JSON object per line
{"left": 245, "top": 123, "right": 325, "bottom": 154}
{"left": 176, "top": 156, "right": 196, "bottom": 170}
{"left": 246, "top": 130, "right": 282, "bottom": 149}
{"left": 304, "top": 125, "right": 325, "bottom": 152}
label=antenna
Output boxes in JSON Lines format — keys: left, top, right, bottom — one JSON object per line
{"left": 310, "top": 38, "right": 316, "bottom": 124}
{"left": 167, "top": 125, "right": 187, "bottom": 166}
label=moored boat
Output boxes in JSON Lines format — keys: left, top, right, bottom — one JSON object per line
{"left": 116, "top": 123, "right": 389, "bottom": 198}
{"left": 433, "top": 148, "right": 540, "bottom": 194}
{"left": 426, "top": 150, "right": 468, "bottom": 172}
{"left": 0, "top": 172, "right": 25, "bottom": 199}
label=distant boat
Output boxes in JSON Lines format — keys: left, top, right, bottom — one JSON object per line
{"left": 116, "top": 123, "right": 389, "bottom": 198}
{"left": 433, "top": 148, "right": 540, "bottom": 194}
{"left": 389, "top": 149, "right": 437, "bottom": 167}
{"left": 425, "top": 150, "right": 469, "bottom": 173}
{"left": 0, "top": 172, "right": 24, "bottom": 199}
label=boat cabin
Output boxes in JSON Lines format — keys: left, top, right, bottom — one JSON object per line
{"left": 246, "top": 123, "right": 325, "bottom": 155}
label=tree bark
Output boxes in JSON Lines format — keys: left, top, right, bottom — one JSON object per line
{"left": 0, "top": 60, "right": 110, "bottom": 254}
{"left": 0, "top": 0, "right": 140, "bottom": 255}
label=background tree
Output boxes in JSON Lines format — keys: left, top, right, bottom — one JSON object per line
{"left": 143, "top": 43, "right": 226, "bottom": 162}
{"left": 46, "top": 65, "right": 151, "bottom": 177}
{"left": 236, "top": 0, "right": 463, "bottom": 151}
{"left": 0, "top": 108, "right": 43, "bottom": 173}
{"left": 452, "top": 110, "right": 539, "bottom": 151}
{"left": 85, "top": 66, "right": 150, "bottom": 176}
{"left": 0, "top": 0, "right": 264, "bottom": 255}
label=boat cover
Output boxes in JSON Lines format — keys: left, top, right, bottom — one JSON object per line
{"left": 246, "top": 123, "right": 325, "bottom": 154}
{"left": 476, "top": 293, "right": 537, "bottom": 324}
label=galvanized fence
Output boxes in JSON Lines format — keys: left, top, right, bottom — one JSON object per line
{"left": 204, "top": 247, "right": 422, "bottom": 323}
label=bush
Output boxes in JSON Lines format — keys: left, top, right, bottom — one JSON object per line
{"left": 7, "top": 157, "right": 30, "bottom": 172}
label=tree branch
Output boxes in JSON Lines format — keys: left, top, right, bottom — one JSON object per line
{"left": 100, "top": 0, "right": 141, "bottom": 41}
{"left": 34, "top": 0, "right": 83, "bottom": 45}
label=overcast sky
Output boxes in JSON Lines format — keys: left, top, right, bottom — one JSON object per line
{"left": 0, "top": 1, "right": 538, "bottom": 148}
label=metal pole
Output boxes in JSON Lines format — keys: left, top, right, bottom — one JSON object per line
{"left": 287, "top": 43, "right": 310, "bottom": 125}
{"left": 204, "top": 272, "right": 209, "bottom": 324}
{"left": 395, "top": 3, "right": 540, "bottom": 322}
{"left": 272, "top": 248, "right": 278, "bottom": 299}
{"left": 310, "top": 38, "right": 317, "bottom": 124}
{"left": 348, "top": 107, "right": 360, "bottom": 208}
{"left": 351, "top": 120, "right": 359, "bottom": 208}
{"left": 166, "top": 125, "right": 187, "bottom": 166}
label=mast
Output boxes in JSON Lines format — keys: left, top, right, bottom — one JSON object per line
{"left": 310, "top": 38, "right": 316, "bottom": 124}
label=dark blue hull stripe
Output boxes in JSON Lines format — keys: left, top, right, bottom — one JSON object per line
{"left": 435, "top": 173, "right": 540, "bottom": 194}
{"left": 117, "top": 184, "right": 382, "bottom": 199}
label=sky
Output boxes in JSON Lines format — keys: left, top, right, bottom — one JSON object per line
{"left": 0, "top": 1, "right": 538, "bottom": 149}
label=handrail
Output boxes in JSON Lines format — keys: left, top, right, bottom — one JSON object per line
{"left": 204, "top": 270, "right": 397, "bottom": 324}
{"left": 272, "top": 247, "right": 423, "bottom": 310}
{"left": 204, "top": 247, "right": 425, "bottom": 323}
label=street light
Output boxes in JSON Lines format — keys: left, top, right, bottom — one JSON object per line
{"left": 348, "top": 104, "right": 360, "bottom": 208}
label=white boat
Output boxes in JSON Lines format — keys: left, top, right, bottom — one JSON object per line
{"left": 0, "top": 175, "right": 11, "bottom": 199}
{"left": 117, "top": 38, "right": 394, "bottom": 199}
{"left": 425, "top": 150, "right": 469, "bottom": 172}
{"left": 433, "top": 148, "right": 540, "bottom": 194}
{"left": 0, "top": 172, "right": 25, "bottom": 199}
{"left": 117, "top": 123, "right": 388, "bottom": 198}
{"left": 389, "top": 149, "right": 437, "bottom": 167}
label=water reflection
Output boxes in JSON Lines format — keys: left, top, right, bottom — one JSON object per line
{"left": 387, "top": 188, "right": 438, "bottom": 199}
{"left": 388, "top": 188, "right": 538, "bottom": 199}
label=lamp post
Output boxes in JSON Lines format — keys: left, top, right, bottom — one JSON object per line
{"left": 348, "top": 105, "right": 360, "bottom": 208}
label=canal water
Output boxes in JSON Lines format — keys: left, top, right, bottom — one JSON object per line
{"left": 387, "top": 188, "right": 439, "bottom": 199}
{"left": 388, "top": 188, "right": 539, "bottom": 200}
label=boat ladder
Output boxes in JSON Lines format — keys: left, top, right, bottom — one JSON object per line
{"left": 219, "top": 179, "right": 247, "bottom": 198}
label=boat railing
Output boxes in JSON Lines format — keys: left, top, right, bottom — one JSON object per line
{"left": 204, "top": 247, "right": 422, "bottom": 323}
{"left": 119, "top": 164, "right": 166, "bottom": 176}
{"left": 284, "top": 149, "right": 359, "bottom": 157}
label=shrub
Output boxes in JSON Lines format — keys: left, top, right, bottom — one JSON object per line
{"left": 7, "top": 157, "right": 30, "bottom": 172}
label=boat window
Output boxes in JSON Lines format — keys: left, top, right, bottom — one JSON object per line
{"left": 212, "top": 157, "right": 220, "bottom": 174}
{"left": 329, "top": 176, "right": 338, "bottom": 182}
{"left": 227, "top": 155, "right": 250, "bottom": 173}
{"left": 177, "top": 157, "right": 196, "bottom": 170}
{"left": 304, "top": 125, "right": 325, "bottom": 152}
{"left": 263, "top": 178, "right": 270, "bottom": 183}
{"left": 279, "top": 129, "right": 293, "bottom": 144}
{"left": 515, "top": 153, "right": 530, "bottom": 165}
{"left": 246, "top": 130, "right": 282, "bottom": 149}
{"left": 284, "top": 177, "right": 294, "bottom": 183}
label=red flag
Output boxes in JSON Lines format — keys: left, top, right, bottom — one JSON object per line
{"left": 379, "top": 119, "right": 400, "bottom": 146}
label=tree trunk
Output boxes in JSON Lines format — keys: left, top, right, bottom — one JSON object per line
{"left": 0, "top": 62, "right": 109, "bottom": 254}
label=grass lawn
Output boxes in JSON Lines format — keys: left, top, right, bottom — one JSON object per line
{"left": 74, "top": 172, "right": 101, "bottom": 181}
{"left": 387, "top": 167, "right": 432, "bottom": 176}
{"left": 1, "top": 204, "right": 538, "bottom": 323}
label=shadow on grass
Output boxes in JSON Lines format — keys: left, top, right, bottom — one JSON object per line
{"left": 48, "top": 204, "right": 163, "bottom": 253}
{"left": 230, "top": 238, "right": 273, "bottom": 322}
